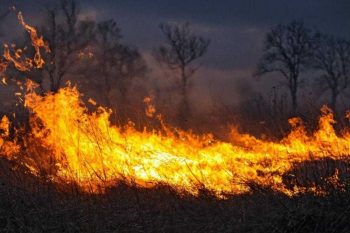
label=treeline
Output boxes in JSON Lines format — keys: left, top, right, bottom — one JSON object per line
{"left": 255, "top": 20, "right": 350, "bottom": 114}
{"left": 0, "top": 1, "right": 147, "bottom": 125}
{"left": 1, "top": 0, "right": 350, "bottom": 136}
{"left": 0, "top": 0, "right": 212, "bottom": 129}
{"left": 240, "top": 21, "right": 350, "bottom": 138}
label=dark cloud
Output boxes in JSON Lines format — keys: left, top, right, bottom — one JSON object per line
{"left": 85, "top": 0, "right": 350, "bottom": 33}
{"left": 80, "top": 0, "right": 350, "bottom": 70}
{"left": 3, "top": 0, "right": 350, "bottom": 69}
{"left": 1, "top": 0, "right": 350, "bottom": 105}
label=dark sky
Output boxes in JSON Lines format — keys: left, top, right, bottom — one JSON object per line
{"left": 1, "top": 0, "right": 350, "bottom": 108}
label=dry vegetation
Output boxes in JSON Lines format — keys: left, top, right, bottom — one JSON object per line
{"left": 0, "top": 157, "right": 350, "bottom": 233}
{"left": 1, "top": 1, "right": 350, "bottom": 232}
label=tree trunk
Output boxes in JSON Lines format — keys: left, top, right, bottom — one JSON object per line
{"left": 118, "top": 82, "right": 129, "bottom": 124}
{"left": 291, "top": 89, "right": 297, "bottom": 113}
{"left": 50, "top": 75, "right": 59, "bottom": 93}
{"left": 330, "top": 89, "right": 338, "bottom": 113}
{"left": 50, "top": 73, "right": 63, "bottom": 93}
{"left": 290, "top": 75, "right": 298, "bottom": 113}
{"left": 104, "top": 74, "right": 111, "bottom": 107}
{"left": 178, "top": 66, "right": 190, "bottom": 129}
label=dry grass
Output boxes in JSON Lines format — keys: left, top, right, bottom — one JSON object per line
{"left": 0, "top": 157, "right": 350, "bottom": 232}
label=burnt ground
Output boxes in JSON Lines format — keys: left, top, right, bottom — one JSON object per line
{"left": 0, "top": 158, "right": 350, "bottom": 233}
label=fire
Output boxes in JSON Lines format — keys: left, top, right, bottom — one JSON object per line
{"left": 1, "top": 12, "right": 350, "bottom": 198}
{"left": 2, "top": 12, "right": 49, "bottom": 72}
{"left": 16, "top": 86, "right": 350, "bottom": 197}
{"left": 17, "top": 12, "right": 50, "bottom": 68}
{"left": 0, "top": 116, "right": 19, "bottom": 157}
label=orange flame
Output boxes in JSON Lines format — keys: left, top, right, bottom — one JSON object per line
{"left": 1, "top": 12, "right": 350, "bottom": 199}
{"left": 17, "top": 86, "right": 350, "bottom": 197}
{"left": 17, "top": 12, "right": 50, "bottom": 68}
{"left": 2, "top": 12, "right": 49, "bottom": 72}
{"left": 0, "top": 116, "right": 19, "bottom": 157}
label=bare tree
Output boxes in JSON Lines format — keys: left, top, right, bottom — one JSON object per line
{"left": 38, "top": 0, "right": 94, "bottom": 92}
{"left": 255, "top": 20, "right": 318, "bottom": 113}
{"left": 94, "top": 20, "right": 122, "bottom": 106}
{"left": 312, "top": 35, "right": 350, "bottom": 111}
{"left": 155, "top": 22, "right": 210, "bottom": 128}
{"left": 93, "top": 19, "right": 146, "bottom": 108}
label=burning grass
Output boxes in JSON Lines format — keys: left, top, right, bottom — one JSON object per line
{"left": 0, "top": 83, "right": 349, "bottom": 198}
{"left": 1, "top": 11, "right": 350, "bottom": 232}
{"left": 1, "top": 12, "right": 350, "bottom": 198}
{"left": 0, "top": 77, "right": 350, "bottom": 200}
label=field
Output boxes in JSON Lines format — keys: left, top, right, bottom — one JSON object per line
{"left": 1, "top": 6, "right": 350, "bottom": 233}
{"left": 1, "top": 157, "right": 350, "bottom": 233}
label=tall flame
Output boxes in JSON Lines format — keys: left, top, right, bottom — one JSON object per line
{"left": 19, "top": 87, "right": 350, "bottom": 197}
{"left": 17, "top": 12, "right": 50, "bottom": 68}
{"left": 2, "top": 12, "right": 50, "bottom": 72}
{"left": 0, "top": 12, "right": 350, "bottom": 198}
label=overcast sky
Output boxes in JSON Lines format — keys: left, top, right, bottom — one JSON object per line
{"left": 1, "top": 0, "right": 350, "bottom": 107}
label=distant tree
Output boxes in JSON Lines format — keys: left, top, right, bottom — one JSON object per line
{"left": 155, "top": 22, "right": 210, "bottom": 128}
{"left": 92, "top": 19, "right": 146, "bottom": 108}
{"left": 312, "top": 35, "right": 350, "bottom": 111}
{"left": 255, "top": 20, "right": 318, "bottom": 113}
{"left": 94, "top": 20, "right": 122, "bottom": 106}
{"left": 37, "top": 0, "right": 95, "bottom": 92}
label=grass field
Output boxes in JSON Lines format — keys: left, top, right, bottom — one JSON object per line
{"left": 0, "top": 157, "right": 350, "bottom": 233}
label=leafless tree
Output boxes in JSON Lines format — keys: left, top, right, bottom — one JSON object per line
{"left": 38, "top": 0, "right": 94, "bottom": 92}
{"left": 255, "top": 20, "right": 318, "bottom": 113}
{"left": 93, "top": 19, "right": 146, "bottom": 108}
{"left": 155, "top": 22, "right": 210, "bottom": 128}
{"left": 93, "top": 20, "right": 122, "bottom": 106}
{"left": 312, "top": 35, "right": 350, "bottom": 111}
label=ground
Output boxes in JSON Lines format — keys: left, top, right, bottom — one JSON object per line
{"left": 0, "top": 158, "right": 350, "bottom": 233}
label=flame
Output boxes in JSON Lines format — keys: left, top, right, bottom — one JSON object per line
{"left": 2, "top": 12, "right": 49, "bottom": 72}
{"left": 1, "top": 12, "right": 350, "bottom": 198}
{"left": 17, "top": 12, "right": 50, "bottom": 68}
{"left": 14, "top": 86, "right": 349, "bottom": 197}
{"left": 0, "top": 116, "right": 10, "bottom": 137}
{"left": 0, "top": 116, "right": 19, "bottom": 157}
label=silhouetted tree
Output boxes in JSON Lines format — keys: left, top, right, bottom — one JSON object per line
{"left": 38, "top": 0, "right": 94, "bottom": 92}
{"left": 256, "top": 20, "right": 318, "bottom": 113}
{"left": 94, "top": 20, "right": 122, "bottom": 106}
{"left": 155, "top": 22, "right": 210, "bottom": 128}
{"left": 93, "top": 19, "right": 146, "bottom": 108}
{"left": 312, "top": 35, "right": 350, "bottom": 111}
